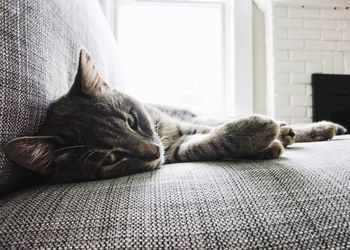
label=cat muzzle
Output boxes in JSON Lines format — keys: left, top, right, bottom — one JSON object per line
{"left": 115, "top": 143, "right": 160, "bottom": 161}
{"left": 139, "top": 142, "right": 160, "bottom": 160}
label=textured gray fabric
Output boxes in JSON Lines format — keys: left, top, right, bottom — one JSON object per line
{"left": 0, "top": 0, "right": 123, "bottom": 195}
{"left": 1, "top": 136, "right": 350, "bottom": 249}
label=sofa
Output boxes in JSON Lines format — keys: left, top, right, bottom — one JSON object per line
{"left": 1, "top": 0, "right": 350, "bottom": 248}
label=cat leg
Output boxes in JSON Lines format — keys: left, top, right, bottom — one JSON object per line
{"left": 291, "top": 121, "right": 337, "bottom": 142}
{"left": 166, "top": 115, "right": 281, "bottom": 162}
{"left": 276, "top": 121, "right": 347, "bottom": 146}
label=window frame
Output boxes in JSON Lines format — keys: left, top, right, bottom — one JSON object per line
{"left": 102, "top": 0, "right": 253, "bottom": 116}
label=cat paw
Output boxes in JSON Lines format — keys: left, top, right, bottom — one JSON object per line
{"left": 334, "top": 123, "right": 347, "bottom": 135}
{"left": 256, "top": 140, "right": 284, "bottom": 159}
{"left": 222, "top": 115, "right": 279, "bottom": 155}
{"left": 278, "top": 126, "right": 295, "bottom": 147}
{"left": 230, "top": 115, "right": 279, "bottom": 136}
{"left": 310, "top": 121, "right": 337, "bottom": 141}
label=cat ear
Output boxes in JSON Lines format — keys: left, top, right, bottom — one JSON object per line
{"left": 70, "top": 49, "right": 110, "bottom": 96}
{"left": 4, "top": 136, "right": 58, "bottom": 174}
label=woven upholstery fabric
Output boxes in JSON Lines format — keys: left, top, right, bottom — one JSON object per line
{"left": 0, "top": 0, "right": 123, "bottom": 195}
{"left": 1, "top": 136, "right": 350, "bottom": 249}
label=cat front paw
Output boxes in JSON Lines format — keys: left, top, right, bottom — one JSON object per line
{"left": 225, "top": 115, "right": 279, "bottom": 137}
{"left": 221, "top": 115, "right": 279, "bottom": 156}
{"left": 310, "top": 121, "right": 337, "bottom": 141}
{"left": 278, "top": 126, "right": 295, "bottom": 147}
{"left": 256, "top": 140, "right": 284, "bottom": 159}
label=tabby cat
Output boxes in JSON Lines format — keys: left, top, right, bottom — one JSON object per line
{"left": 5, "top": 49, "right": 347, "bottom": 183}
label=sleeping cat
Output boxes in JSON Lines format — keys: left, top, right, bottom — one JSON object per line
{"left": 4, "top": 49, "right": 347, "bottom": 183}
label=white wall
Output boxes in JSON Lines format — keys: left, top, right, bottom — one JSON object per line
{"left": 233, "top": 0, "right": 254, "bottom": 116}
{"left": 272, "top": 5, "right": 350, "bottom": 124}
{"left": 253, "top": 3, "right": 267, "bottom": 114}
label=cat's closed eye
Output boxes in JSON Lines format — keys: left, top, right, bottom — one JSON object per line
{"left": 127, "top": 110, "right": 138, "bottom": 131}
{"left": 102, "top": 152, "right": 120, "bottom": 166}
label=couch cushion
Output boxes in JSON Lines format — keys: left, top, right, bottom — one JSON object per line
{"left": 1, "top": 136, "right": 350, "bottom": 248}
{"left": 0, "top": 0, "right": 123, "bottom": 195}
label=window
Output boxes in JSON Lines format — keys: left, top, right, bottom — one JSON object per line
{"left": 101, "top": 0, "right": 253, "bottom": 116}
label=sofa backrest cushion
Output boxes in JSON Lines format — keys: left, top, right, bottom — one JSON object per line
{"left": 0, "top": 0, "right": 123, "bottom": 195}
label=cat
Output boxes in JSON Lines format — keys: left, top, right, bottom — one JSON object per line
{"left": 4, "top": 49, "right": 347, "bottom": 184}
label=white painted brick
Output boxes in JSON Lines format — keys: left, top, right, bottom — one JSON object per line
{"left": 305, "top": 41, "right": 336, "bottom": 51}
{"left": 291, "top": 117, "right": 312, "bottom": 124}
{"left": 274, "top": 50, "right": 289, "bottom": 61}
{"left": 275, "top": 95, "right": 290, "bottom": 106}
{"left": 322, "top": 52, "right": 333, "bottom": 73}
{"left": 275, "top": 84, "right": 306, "bottom": 95}
{"left": 321, "top": 9, "right": 350, "bottom": 19}
{"left": 304, "top": 19, "right": 336, "bottom": 29}
{"left": 337, "top": 41, "right": 350, "bottom": 51}
{"left": 290, "top": 73, "right": 311, "bottom": 84}
{"left": 270, "top": 6, "right": 350, "bottom": 124}
{"left": 337, "top": 20, "right": 348, "bottom": 30}
{"left": 274, "top": 18, "right": 303, "bottom": 28}
{"left": 291, "top": 95, "right": 312, "bottom": 106}
{"left": 290, "top": 51, "right": 322, "bottom": 61}
{"left": 307, "top": 107, "right": 313, "bottom": 118}
{"left": 343, "top": 31, "right": 350, "bottom": 40}
{"left": 274, "top": 39, "right": 304, "bottom": 49}
{"left": 322, "top": 30, "right": 342, "bottom": 41}
{"left": 333, "top": 52, "right": 344, "bottom": 74}
{"left": 274, "top": 7, "right": 288, "bottom": 17}
{"left": 274, "top": 73, "right": 289, "bottom": 83}
{"left": 275, "top": 106, "right": 306, "bottom": 117}
{"left": 288, "top": 29, "right": 320, "bottom": 40}
{"left": 288, "top": 8, "right": 319, "bottom": 18}
{"left": 343, "top": 52, "right": 350, "bottom": 73}
{"left": 275, "top": 62, "right": 305, "bottom": 72}
{"left": 306, "top": 85, "right": 312, "bottom": 96}
{"left": 274, "top": 29, "right": 288, "bottom": 39}
{"left": 306, "top": 62, "right": 323, "bottom": 73}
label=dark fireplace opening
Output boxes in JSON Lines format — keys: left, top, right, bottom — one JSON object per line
{"left": 312, "top": 74, "right": 350, "bottom": 133}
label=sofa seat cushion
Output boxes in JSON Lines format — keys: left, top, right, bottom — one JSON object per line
{"left": 1, "top": 136, "right": 350, "bottom": 249}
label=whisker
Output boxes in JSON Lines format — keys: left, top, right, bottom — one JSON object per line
{"left": 54, "top": 145, "right": 87, "bottom": 153}
{"left": 83, "top": 150, "right": 98, "bottom": 166}
{"left": 77, "top": 148, "right": 96, "bottom": 164}
{"left": 83, "top": 149, "right": 106, "bottom": 167}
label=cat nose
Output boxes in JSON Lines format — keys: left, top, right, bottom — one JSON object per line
{"left": 148, "top": 143, "right": 160, "bottom": 160}
{"left": 142, "top": 142, "right": 160, "bottom": 160}
{"left": 138, "top": 142, "right": 161, "bottom": 160}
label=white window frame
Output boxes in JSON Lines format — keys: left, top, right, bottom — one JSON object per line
{"left": 101, "top": 0, "right": 253, "bottom": 116}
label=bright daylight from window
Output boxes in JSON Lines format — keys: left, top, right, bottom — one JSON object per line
{"left": 118, "top": 3, "right": 224, "bottom": 115}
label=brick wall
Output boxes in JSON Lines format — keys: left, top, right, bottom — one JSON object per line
{"left": 272, "top": 5, "right": 350, "bottom": 124}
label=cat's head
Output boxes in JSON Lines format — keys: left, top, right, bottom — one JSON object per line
{"left": 5, "top": 49, "right": 164, "bottom": 183}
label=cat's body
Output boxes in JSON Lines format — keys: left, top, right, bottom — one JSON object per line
{"left": 5, "top": 50, "right": 347, "bottom": 184}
